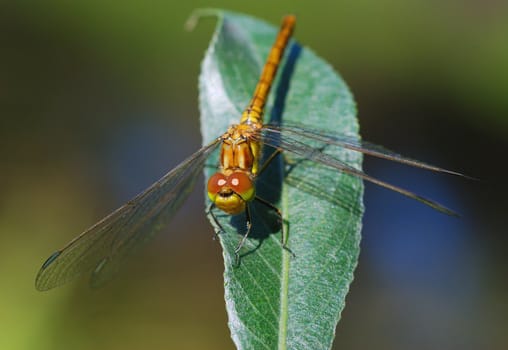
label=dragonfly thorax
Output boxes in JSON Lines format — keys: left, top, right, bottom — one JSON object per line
{"left": 207, "top": 171, "right": 255, "bottom": 215}
{"left": 219, "top": 123, "right": 262, "bottom": 175}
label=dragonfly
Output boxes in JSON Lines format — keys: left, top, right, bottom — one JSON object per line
{"left": 35, "top": 15, "right": 465, "bottom": 291}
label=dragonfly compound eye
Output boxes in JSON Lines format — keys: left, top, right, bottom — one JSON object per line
{"left": 207, "top": 173, "right": 227, "bottom": 201}
{"left": 228, "top": 171, "right": 255, "bottom": 202}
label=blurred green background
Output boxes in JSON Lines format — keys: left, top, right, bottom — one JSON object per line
{"left": 1, "top": 1, "right": 507, "bottom": 349}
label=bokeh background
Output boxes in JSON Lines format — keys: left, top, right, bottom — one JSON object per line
{"left": 1, "top": 1, "right": 507, "bottom": 349}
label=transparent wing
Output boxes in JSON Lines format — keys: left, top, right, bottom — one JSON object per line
{"left": 258, "top": 128, "right": 459, "bottom": 216}
{"left": 35, "top": 140, "right": 220, "bottom": 291}
{"left": 264, "top": 123, "right": 468, "bottom": 178}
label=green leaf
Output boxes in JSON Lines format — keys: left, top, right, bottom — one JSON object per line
{"left": 196, "top": 9, "right": 364, "bottom": 350}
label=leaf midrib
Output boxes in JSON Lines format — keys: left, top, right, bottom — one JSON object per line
{"left": 277, "top": 182, "right": 290, "bottom": 350}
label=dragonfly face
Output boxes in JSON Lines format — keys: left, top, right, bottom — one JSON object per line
{"left": 207, "top": 171, "right": 255, "bottom": 215}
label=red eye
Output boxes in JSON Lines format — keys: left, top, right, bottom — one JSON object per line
{"left": 207, "top": 173, "right": 227, "bottom": 194}
{"left": 227, "top": 171, "right": 255, "bottom": 201}
{"left": 227, "top": 172, "right": 251, "bottom": 192}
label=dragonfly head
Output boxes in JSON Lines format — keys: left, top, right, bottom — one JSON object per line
{"left": 207, "top": 171, "right": 255, "bottom": 215}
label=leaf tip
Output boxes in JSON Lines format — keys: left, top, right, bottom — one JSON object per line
{"left": 185, "top": 8, "right": 223, "bottom": 32}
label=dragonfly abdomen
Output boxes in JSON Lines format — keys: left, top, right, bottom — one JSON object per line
{"left": 240, "top": 15, "right": 296, "bottom": 126}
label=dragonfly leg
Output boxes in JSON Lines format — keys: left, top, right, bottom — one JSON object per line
{"left": 206, "top": 202, "right": 224, "bottom": 240}
{"left": 259, "top": 146, "right": 309, "bottom": 173}
{"left": 234, "top": 204, "right": 253, "bottom": 266}
{"left": 255, "top": 196, "right": 295, "bottom": 258}
{"left": 257, "top": 148, "right": 283, "bottom": 175}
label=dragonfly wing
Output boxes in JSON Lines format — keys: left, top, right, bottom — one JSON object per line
{"left": 260, "top": 129, "right": 458, "bottom": 216}
{"left": 35, "top": 140, "right": 219, "bottom": 291}
{"left": 264, "top": 123, "right": 467, "bottom": 178}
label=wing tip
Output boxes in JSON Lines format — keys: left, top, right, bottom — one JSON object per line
{"left": 35, "top": 250, "right": 62, "bottom": 291}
